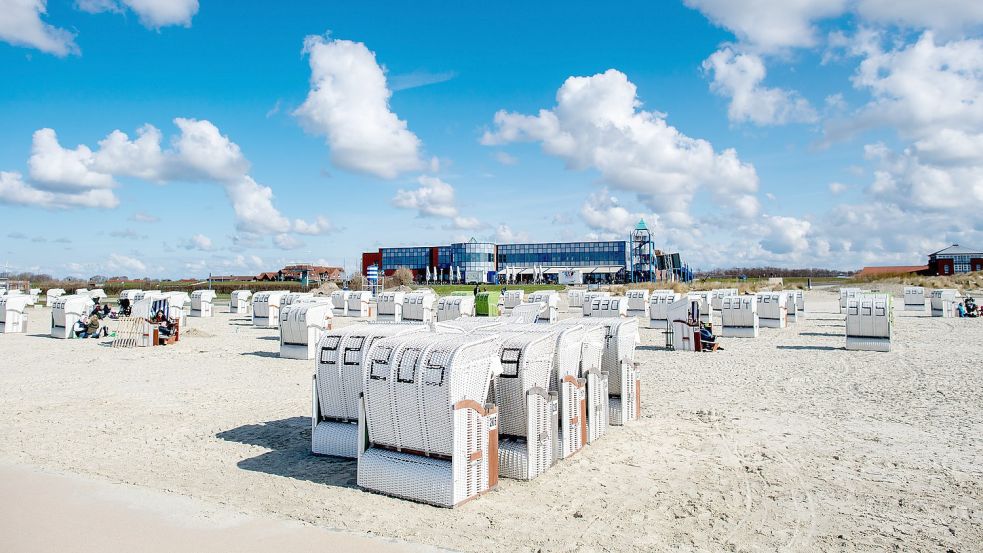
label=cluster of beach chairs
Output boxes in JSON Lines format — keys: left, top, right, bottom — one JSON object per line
{"left": 297, "top": 290, "right": 640, "bottom": 507}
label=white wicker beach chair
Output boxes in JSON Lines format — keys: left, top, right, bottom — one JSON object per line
{"left": 584, "top": 296, "right": 628, "bottom": 318}
{"left": 45, "top": 288, "right": 66, "bottom": 307}
{"left": 930, "top": 289, "right": 960, "bottom": 318}
{"left": 484, "top": 332, "right": 558, "bottom": 480}
{"left": 279, "top": 300, "right": 334, "bottom": 359}
{"left": 625, "top": 289, "right": 650, "bottom": 318}
{"left": 720, "top": 295, "right": 758, "bottom": 337}
{"left": 786, "top": 291, "right": 800, "bottom": 323}
{"left": 795, "top": 290, "right": 805, "bottom": 315}
{"left": 49, "top": 294, "right": 95, "bottom": 339}
{"left": 376, "top": 291, "right": 405, "bottom": 322}
{"left": 686, "top": 291, "right": 712, "bottom": 324}
{"left": 330, "top": 290, "right": 351, "bottom": 317}
{"left": 402, "top": 291, "right": 436, "bottom": 323}
{"left": 839, "top": 288, "right": 862, "bottom": 314}
{"left": 756, "top": 292, "right": 788, "bottom": 328}
{"left": 503, "top": 303, "right": 545, "bottom": 324}
{"left": 567, "top": 289, "right": 587, "bottom": 309}
{"left": 346, "top": 291, "right": 373, "bottom": 317}
{"left": 558, "top": 317, "right": 639, "bottom": 426}
{"left": 648, "top": 290, "right": 680, "bottom": 330}
{"left": 358, "top": 333, "right": 502, "bottom": 507}
{"left": 190, "top": 290, "right": 217, "bottom": 318}
{"left": 710, "top": 288, "right": 738, "bottom": 311}
{"left": 312, "top": 323, "right": 427, "bottom": 458}
{"left": 434, "top": 317, "right": 503, "bottom": 334}
{"left": 230, "top": 290, "right": 252, "bottom": 314}
{"left": 282, "top": 292, "right": 315, "bottom": 307}
{"left": 525, "top": 291, "right": 559, "bottom": 323}
{"left": 0, "top": 294, "right": 31, "bottom": 333}
{"left": 28, "top": 288, "right": 41, "bottom": 307}
{"left": 252, "top": 291, "right": 288, "bottom": 327}
{"left": 485, "top": 323, "right": 588, "bottom": 460}
{"left": 903, "top": 286, "right": 926, "bottom": 312}
{"left": 499, "top": 290, "right": 524, "bottom": 313}
{"left": 669, "top": 297, "right": 701, "bottom": 352}
{"left": 845, "top": 293, "right": 892, "bottom": 351}
{"left": 436, "top": 296, "right": 476, "bottom": 321}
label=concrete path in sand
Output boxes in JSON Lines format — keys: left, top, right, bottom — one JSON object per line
{"left": 0, "top": 462, "right": 447, "bottom": 553}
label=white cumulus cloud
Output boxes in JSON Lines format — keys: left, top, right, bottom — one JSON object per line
{"left": 0, "top": 0, "right": 78, "bottom": 56}
{"left": 684, "top": 0, "right": 847, "bottom": 53}
{"left": 482, "top": 69, "right": 760, "bottom": 222}
{"left": 295, "top": 34, "right": 424, "bottom": 179}
{"left": 703, "top": 48, "right": 817, "bottom": 125}
{"left": 76, "top": 0, "right": 199, "bottom": 29}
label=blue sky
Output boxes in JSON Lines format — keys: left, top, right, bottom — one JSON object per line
{"left": 1, "top": 0, "right": 981, "bottom": 278}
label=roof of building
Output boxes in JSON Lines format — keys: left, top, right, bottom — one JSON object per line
{"left": 856, "top": 265, "right": 928, "bottom": 277}
{"left": 930, "top": 244, "right": 983, "bottom": 256}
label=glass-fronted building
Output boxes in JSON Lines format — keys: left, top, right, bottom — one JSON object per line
{"left": 497, "top": 241, "right": 628, "bottom": 269}
{"left": 365, "top": 238, "right": 656, "bottom": 284}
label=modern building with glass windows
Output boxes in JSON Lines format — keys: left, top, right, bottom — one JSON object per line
{"left": 362, "top": 237, "right": 686, "bottom": 284}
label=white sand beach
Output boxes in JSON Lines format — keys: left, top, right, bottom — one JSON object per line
{"left": 0, "top": 290, "right": 980, "bottom": 551}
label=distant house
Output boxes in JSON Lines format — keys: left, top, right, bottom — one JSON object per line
{"left": 257, "top": 272, "right": 280, "bottom": 281}
{"left": 278, "top": 264, "right": 343, "bottom": 283}
{"left": 928, "top": 244, "right": 983, "bottom": 276}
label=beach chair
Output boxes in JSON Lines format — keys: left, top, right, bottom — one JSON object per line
{"left": 28, "top": 288, "right": 41, "bottom": 307}
{"left": 436, "top": 295, "right": 476, "bottom": 321}
{"left": 756, "top": 292, "right": 788, "bottom": 328}
{"left": 50, "top": 294, "right": 94, "bottom": 339}
{"left": 525, "top": 291, "right": 559, "bottom": 323}
{"left": 485, "top": 332, "right": 558, "bottom": 480}
{"left": 625, "top": 289, "right": 650, "bottom": 319}
{"left": 786, "top": 291, "right": 800, "bottom": 323}
{"left": 795, "top": 290, "right": 805, "bottom": 315}
{"left": 0, "top": 294, "right": 31, "bottom": 333}
{"left": 839, "top": 288, "right": 862, "bottom": 314}
{"left": 311, "top": 322, "right": 426, "bottom": 458}
{"left": 504, "top": 302, "right": 545, "bottom": 324}
{"left": 346, "top": 291, "right": 373, "bottom": 317}
{"left": 567, "top": 289, "right": 586, "bottom": 309}
{"left": 230, "top": 290, "right": 253, "bottom": 314}
{"left": 720, "top": 295, "right": 758, "bottom": 337}
{"left": 710, "top": 288, "right": 738, "bottom": 312}
{"left": 687, "top": 291, "right": 712, "bottom": 324}
{"left": 648, "top": 290, "right": 681, "bottom": 330}
{"left": 279, "top": 300, "right": 334, "bottom": 359}
{"left": 930, "top": 289, "right": 960, "bottom": 318}
{"left": 252, "top": 291, "right": 288, "bottom": 327}
{"left": 584, "top": 296, "right": 628, "bottom": 318}
{"left": 499, "top": 290, "right": 525, "bottom": 313}
{"left": 282, "top": 292, "right": 314, "bottom": 306}
{"left": 402, "top": 291, "right": 436, "bottom": 323}
{"left": 358, "top": 333, "right": 502, "bottom": 507}
{"left": 903, "top": 286, "right": 926, "bottom": 312}
{"left": 45, "top": 288, "right": 66, "bottom": 307}
{"left": 330, "top": 290, "right": 351, "bottom": 317}
{"left": 845, "top": 293, "right": 892, "bottom": 351}
{"left": 669, "top": 297, "right": 701, "bottom": 352}
{"left": 190, "top": 290, "right": 217, "bottom": 317}
{"left": 376, "top": 291, "right": 405, "bottom": 322}
{"left": 559, "top": 317, "right": 639, "bottom": 426}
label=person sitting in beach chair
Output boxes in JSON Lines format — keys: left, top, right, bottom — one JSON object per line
{"left": 79, "top": 313, "right": 106, "bottom": 338}
{"left": 151, "top": 309, "right": 177, "bottom": 345}
{"left": 119, "top": 298, "right": 132, "bottom": 317}
{"left": 699, "top": 322, "right": 720, "bottom": 352}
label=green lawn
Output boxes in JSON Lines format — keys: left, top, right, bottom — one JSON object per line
{"left": 428, "top": 284, "right": 564, "bottom": 296}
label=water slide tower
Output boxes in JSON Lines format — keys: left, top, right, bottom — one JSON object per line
{"left": 630, "top": 219, "right": 656, "bottom": 282}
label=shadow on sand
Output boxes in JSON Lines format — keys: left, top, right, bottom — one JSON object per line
{"left": 216, "top": 417, "right": 357, "bottom": 488}
{"left": 776, "top": 345, "right": 841, "bottom": 351}
{"left": 797, "top": 332, "right": 842, "bottom": 337}
{"left": 240, "top": 350, "right": 280, "bottom": 358}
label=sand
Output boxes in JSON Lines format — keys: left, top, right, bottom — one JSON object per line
{"left": 0, "top": 291, "right": 980, "bottom": 552}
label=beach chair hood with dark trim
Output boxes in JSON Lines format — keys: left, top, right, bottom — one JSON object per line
{"left": 625, "top": 289, "right": 650, "bottom": 318}
{"left": 720, "top": 295, "right": 758, "bottom": 338}
{"left": 402, "top": 291, "right": 435, "bottom": 323}
{"left": 190, "top": 290, "right": 217, "bottom": 317}
{"left": 436, "top": 295, "right": 475, "bottom": 321}
{"left": 312, "top": 322, "right": 426, "bottom": 458}
{"left": 584, "top": 296, "right": 628, "bottom": 318}
{"left": 376, "top": 291, "right": 405, "bottom": 322}
{"left": 756, "top": 292, "right": 788, "bottom": 328}
{"left": 357, "top": 333, "right": 502, "bottom": 507}
{"left": 525, "top": 291, "right": 559, "bottom": 323}
{"left": 330, "top": 290, "right": 351, "bottom": 316}
{"left": 252, "top": 291, "right": 288, "bottom": 327}
{"left": 0, "top": 294, "right": 31, "bottom": 333}
{"left": 648, "top": 290, "right": 681, "bottom": 329}
{"left": 279, "top": 300, "right": 334, "bottom": 359}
